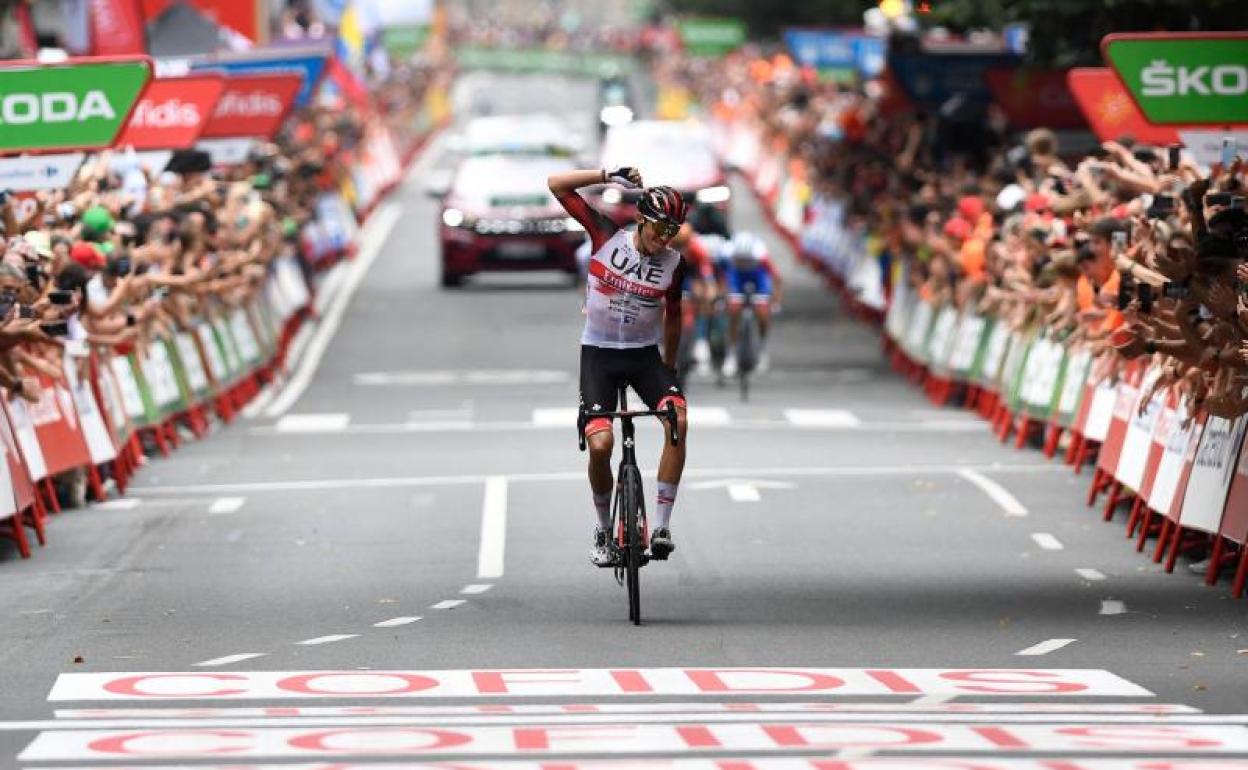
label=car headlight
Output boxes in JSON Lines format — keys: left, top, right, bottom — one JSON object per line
{"left": 602, "top": 187, "right": 622, "bottom": 205}
{"left": 696, "top": 185, "right": 731, "bottom": 204}
{"left": 442, "top": 208, "right": 465, "bottom": 227}
{"left": 599, "top": 105, "right": 634, "bottom": 127}
{"left": 565, "top": 217, "right": 585, "bottom": 232}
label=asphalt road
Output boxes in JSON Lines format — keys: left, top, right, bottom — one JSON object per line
{"left": 0, "top": 72, "right": 1244, "bottom": 768}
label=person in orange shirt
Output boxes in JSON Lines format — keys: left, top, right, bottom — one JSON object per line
{"left": 1074, "top": 218, "right": 1127, "bottom": 333}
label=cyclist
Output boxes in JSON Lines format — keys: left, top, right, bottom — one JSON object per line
{"left": 671, "top": 223, "right": 723, "bottom": 373}
{"left": 719, "top": 231, "right": 783, "bottom": 376}
{"left": 547, "top": 166, "right": 689, "bottom": 566}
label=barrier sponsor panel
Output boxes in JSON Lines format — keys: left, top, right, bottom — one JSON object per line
{"left": 1177, "top": 416, "right": 1248, "bottom": 534}
{"left": 8, "top": 398, "right": 48, "bottom": 482}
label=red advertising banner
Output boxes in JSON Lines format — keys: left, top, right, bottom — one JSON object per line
{"left": 115, "top": 74, "right": 225, "bottom": 150}
{"left": 90, "top": 0, "right": 147, "bottom": 56}
{"left": 984, "top": 69, "right": 1085, "bottom": 130}
{"left": 1067, "top": 68, "right": 1179, "bottom": 145}
{"left": 199, "top": 73, "right": 301, "bottom": 140}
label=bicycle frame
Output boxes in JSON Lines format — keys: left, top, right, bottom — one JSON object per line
{"left": 577, "top": 385, "right": 680, "bottom": 625}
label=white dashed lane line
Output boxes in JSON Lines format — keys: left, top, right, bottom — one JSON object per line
{"left": 373, "top": 617, "right": 422, "bottom": 628}
{"left": 295, "top": 634, "right": 359, "bottom": 646}
{"left": 275, "top": 413, "right": 351, "bottom": 433}
{"left": 1031, "top": 532, "right": 1064, "bottom": 550}
{"left": 1076, "top": 568, "right": 1108, "bottom": 581}
{"left": 461, "top": 584, "right": 493, "bottom": 595}
{"left": 208, "top": 496, "right": 246, "bottom": 514}
{"left": 431, "top": 599, "right": 466, "bottom": 610}
{"left": 1015, "top": 638, "right": 1078, "bottom": 656}
{"left": 1100, "top": 599, "right": 1128, "bottom": 615}
{"left": 784, "top": 408, "right": 861, "bottom": 428}
{"left": 192, "top": 653, "right": 267, "bottom": 667}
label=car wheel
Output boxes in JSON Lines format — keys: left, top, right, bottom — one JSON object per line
{"left": 441, "top": 270, "right": 465, "bottom": 288}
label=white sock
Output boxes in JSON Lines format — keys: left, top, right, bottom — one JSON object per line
{"left": 655, "top": 482, "right": 678, "bottom": 530}
{"left": 593, "top": 492, "right": 611, "bottom": 530}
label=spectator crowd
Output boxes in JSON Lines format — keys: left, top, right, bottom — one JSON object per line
{"left": 670, "top": 45, "right": 1248, "bottom": 420}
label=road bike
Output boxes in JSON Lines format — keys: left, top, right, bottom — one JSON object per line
{"left": 578, "top": 387, "right": 680, "bottom": 625}
{"left": 733, "top": 288, "right": 763, "bottom": 402}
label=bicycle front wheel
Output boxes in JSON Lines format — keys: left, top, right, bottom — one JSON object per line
{"left": 621, "top": 466, "right": 644, "bottom": 625}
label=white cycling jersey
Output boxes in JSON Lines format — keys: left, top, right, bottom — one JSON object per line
{"left": 582, "top": 226, "right": 682, "bottom": 348}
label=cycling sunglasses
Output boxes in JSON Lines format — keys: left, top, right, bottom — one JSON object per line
{"left": 644, "top": 218, "right": 680, "bottom": 240}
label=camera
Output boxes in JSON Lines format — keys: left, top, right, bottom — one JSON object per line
{"left": 1147, "top": 195, "right": 1176, "bottom": 219}
{"left": 48, "top": 290, "right": 74, "bottom": 305}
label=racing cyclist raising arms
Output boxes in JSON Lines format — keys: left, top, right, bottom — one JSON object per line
{"left": 548, "top": 166, "right": 689, "bottom": 566}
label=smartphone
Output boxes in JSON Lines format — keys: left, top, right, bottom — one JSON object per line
{"left": 48, "top": 290, "right": 74, "bottom": 305}
{"left": 1118, "top": 272, "right": 1135, "bottom": 311}
{"left": 39, "top": 321, "right": 69, "bottom": 337}
{"left": 1223, "top": 137, "right": 1238, "bottom": 168}
{"left": 1168, "top": 144, "right": 1182, "bottom": 170}
{"left": 1166, "top": 281, "right": 1192, "bottom": 299}
{"left": 1206, "top": 192, "right": 1234, "bottom": 207}
{"left": 17, "top": 305, "right": 34, "bottom": 320}
{"left": 1112, "top": 231, "right": 1128, "bottom": 254}
{"left": 1138, "top": 283, "right": 1154, "bottom": 314}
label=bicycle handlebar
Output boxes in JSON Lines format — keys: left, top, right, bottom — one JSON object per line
{"left": 576, "top": 402, "right": 681, "bottom": 450}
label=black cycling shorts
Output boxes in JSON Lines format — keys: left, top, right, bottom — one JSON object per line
{"left": 579, "top": 345, "right": 685, "bottom": 420}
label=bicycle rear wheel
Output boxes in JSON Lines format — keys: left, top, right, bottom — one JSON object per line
{"left": 620, "top": 466, "right": 644, "bottom": 625}
{"left": 738, "top": 312, "right": 759, "bottom": 402}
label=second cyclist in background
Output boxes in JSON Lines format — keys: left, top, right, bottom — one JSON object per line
{"left": 719, "top": 231, "right": 782, "bottom": 376}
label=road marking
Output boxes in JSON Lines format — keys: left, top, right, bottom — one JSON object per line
{"left": 477, "top": 477, "right": 507, "bottom": 580}
{"left": 192, "top": 653, "right": 267, "bottom": 667}
{"left": 784, "top": 408, "right": 861, "bottom": 428}
{"left": 461, "top": 584, "right": 493, "bottom": 595}
{"left": 1100, "top": 599, "right": 1128, "bottom": 615}
{"left": 532, "top": 407, "right": 576, "bottom": 427}
{"left": 689, "top": 406, "right": 731, "bottom": 425}
{"left": 129, "top": 463, "right": 1062, "bottom": 497}
{"left": 294, "top": 634, "right": 358, "bottom": 646}
{"left": 358, "top": 370, "right": 571, "bottom": 387}
{"left": 1015, "top": 638, "right": 1077, "bottom": 656}
{"left": 263, "top": 202, "right": 404, "bottom": 418}
{"left": 728, "top": 483, "right": 762, "bottom": 502}
{"left": 432, "top": 599, "right": 466, "bottom": 610}
{"left": 274, "top": 413, "right": 350, "bottom": 433}
{"left": 1076, "top": 568, "right": 1108, "bottom": 581}
{"left": 373, "top": 617, "right": 422, "bottom": 628}
{"left": 1031, "top": 532, "right": 1064, "bottom": 550}
{"left": 29, "top": 720, "right": 1246, "bottom": 761}
{"left": 208, "top": 497, "right": 246, "bottom": 515}
{"left": 50, "top": 702, "right": 1206, "bottom": 719}
{"left": 91, "top": 498, "right": 141, "bottom": 510}
{"left": 957, "top": 468, "right": 1029, "bottom": 517}
{"left": 45, "top": 668, "right": 1155, "bottom": 702}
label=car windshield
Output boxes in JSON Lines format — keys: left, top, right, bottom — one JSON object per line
{"left": 451, "top": 156, "right": 572, "bottom": 209}
{"left": 602, "top": 122, "right": 718, "bottom": 188}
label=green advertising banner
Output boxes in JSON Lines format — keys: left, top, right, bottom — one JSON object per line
{"left": 455, "top": 47, "right": 633, "bottom": 77}
{"left": 0, "top": 58, "right": 152, "bottom": 153}
{"left": 677, "top": 17, "right": 747, "bottom": 57}
{"left": 1103, "top": 33, "right": 1248, "bottom": 125}
{"left": 383, "top": 25, "right": 429, "bottom": 60}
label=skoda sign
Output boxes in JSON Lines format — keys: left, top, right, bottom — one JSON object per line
{"left": 1103, "top": 32, "right": 1248, "bottom": 125}
{"left": 0, "top": 58, "right": 152, "bottom": 152}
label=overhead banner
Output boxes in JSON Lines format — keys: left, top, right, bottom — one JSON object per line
{"left": 677, "top": 18, "right": 747, "bottom": 57}
{"left": 0, "top": 58, "right": 152, "bottom": 153}
{"left": 115, "top": 74, "right": 226, "bottom": 150}
{"left": 984, "top": 68, "right": 1085, "bottom": 129}
{"left": 1103, "top": 32, "right": 1248, "bottom": 125}
{"left": 1066, "top": 68, "right": 1179, "bottom": 145}
{"left": 200, "top": 73, "right": 301, "bottom": 140}
{"left": 192, "top": 48, "right": 330, "bottom": 108}
{"left": 89, "top": 0, "right": 147, "bottom": 56}
{"left": 783, "top": 28, "right": 885, "bottom": 80}
{"left": 887, "top": 51, "right": 1021, "bottom": 106}
{"left": 0, "top": 153, "right": 85, "bottom": 191}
